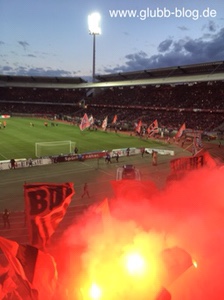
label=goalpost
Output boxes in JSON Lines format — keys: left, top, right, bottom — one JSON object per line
{"left": 35, "top": 141, "right": 76, "bottom": 157}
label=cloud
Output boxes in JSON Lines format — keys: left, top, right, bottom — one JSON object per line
{"left": 208, "top": 21, "right": 217, "bottom": 32}
{"left": 25, "top": 67, "right": 74, "bottom": 77}
{"left": 1, "top": 66, "right": 13, "bottom": 72}
{"left": 18, "top": 41, "right": 29, "bottom": 50}
{"left": 202, "top": 21, "right": 217, "bottom": 33}
{"left": 104, "top": 27, "right": 224, "bottom": 73}
{"left": 1, "top": 23, "right": 223, "bottom": 78}
{"left": 26, "top": 54, "right": 37, "bottom": 58}
{"left": 178, "top": 26, "right": 189, "bottom": 31}
{"left": 0, "top": 65, "right": 75, "bottom": 77}
{"left": 158, "top": 39, "right": 173, "bottom": 52}
{"left": 105, "top": 51, "right": 149, "bottom": 73}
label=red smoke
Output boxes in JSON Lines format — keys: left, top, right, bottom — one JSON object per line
{"left": 53, "top": 164, "right": 224, "bottom": 299}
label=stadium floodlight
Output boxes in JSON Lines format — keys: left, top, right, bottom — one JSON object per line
{"left": 88, "top": 12, "right": 101, "bottom": 82}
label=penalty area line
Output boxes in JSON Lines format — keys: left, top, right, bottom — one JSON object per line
{"left": 0, "top": 152, "right": 8, "bottom": 160}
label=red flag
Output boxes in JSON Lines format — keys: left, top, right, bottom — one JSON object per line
{"left": 94, "top": 198, "right": 112, "bottom": 230}
{"left": 160, "top": 246, "right": 193, "bottom": 286}
{"left": 95, "top": 198, "right": 111, "bottom": 216}
{"left": 31, "top": 246, "right": 58, "bottom": 299}
{"left": 175, "top": 123, "right": 186, "bottom": 139}
{"left": 0, "top": 236, "right": 57, "bottom": 299}
{"left": 0, "top": 237, "right": 37, "bottom": 299}
{"left": 79, "top": 113, "right": 90, "bottom": 131}
{"left": 0, "top": 271, "right": 19, "bottom": 299}
{"left": 135, "top": 119, "right": 142, "bottom": 133}
{"left": 0, "top": 237, "right": 27, "bottom": 282}
{"left": 102, "top": 116, "right": 108, "bottom": 130}
{"left": 147, "top": 119, "right": 159, "bottom": 136}
{"left": 112, "top": 114, "right": 117, "bottom": 124}
{"left": 24, "top": 182, "right": 75, "bottom": 249}
{"left": 0, "top": 271, "right": 37, "bottom": 300}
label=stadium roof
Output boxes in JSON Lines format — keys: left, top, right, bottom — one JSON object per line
{"left": 0, "top": 75, "right": 86, "bottom": 86}
{"left": 0, "top": 61, "right": 224, "bottom": 89}
{"left": 95, "top": 61, "right": 224, "bottom": 82}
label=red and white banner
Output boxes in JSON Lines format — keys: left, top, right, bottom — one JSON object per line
{"left": 147, "top": 119, "right": 159, "bottom": 136}
{"left": 112, "top": 114, "right": 117, "bottom": 124}
{"left": 24, "top": 182, "right": 75, "bottom": 249}
{"left": 175, "top": 123, "right": 186, "bottom": 139}
{"left": 0, "top": 115, "right": 10, "bottom": 119}
{"left": 135, "top": 119, "right": 142, "bottom": 134}
{"left": 102, "top": 116, "right": 108, "bottom": 130}
{"left": 88, "top": 114, "right": 94, "bottom": 125}
{"left": 79, "top": 113, "right": 90, "bottom": 131}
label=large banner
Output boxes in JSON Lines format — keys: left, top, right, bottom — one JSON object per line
{"left": 52, "top": 151, "right": 107, "bottom": 163}
{"left": 0, "top": 114, "right": 10, "bottom": 118}
{"left": 24, "top": 182, "right": 75, "bottom": 249}
{"left": 170, "top": 155, "right": 204, "bottom": 173}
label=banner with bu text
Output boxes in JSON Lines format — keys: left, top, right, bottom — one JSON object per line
{"left": 24, "top": 182, "right": 75, "bottom": 249}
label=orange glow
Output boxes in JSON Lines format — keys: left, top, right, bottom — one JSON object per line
{"left": 78, "top": 241, "right": 162, "bottom": 299}
{"left": 192, "top": 259, "right": 198, "bottom": 268}
{"left": 53, "top": 163, "right": 224, "bottom": 299}
{"left": 125, "top": 252, "right": 146, "bottom": 275}
{"left": 89, "top": 283, "right": 102, "bottom": 300}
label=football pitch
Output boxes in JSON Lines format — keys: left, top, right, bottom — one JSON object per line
{"left": 1, "top": 117, "right": 171, "bottom": 160}
{"left": 0, "top": 117, "right": 190, "bottom": 212}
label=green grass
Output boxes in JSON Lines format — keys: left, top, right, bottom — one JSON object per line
{"left": 0, "top": 117, "right": 191, "bottom": 212}
{"left": 0, "top": 117, "right": 176, "bottom": 160}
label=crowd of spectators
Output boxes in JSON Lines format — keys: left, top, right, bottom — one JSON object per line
{"left": 0, "top": 102, "right": 82, "bottom": 116}
{"left": 0, "top": 80, "right": 224, "bottom": 131}
{"left": 0, "top": 87, "right": 86, "bottom": 103}
{"left": 88, "top": 81, "right": 224, "bottom": 109}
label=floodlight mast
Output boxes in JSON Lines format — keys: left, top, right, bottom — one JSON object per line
{"left": 88, "top": 12, "right": 101, "bottom": 83}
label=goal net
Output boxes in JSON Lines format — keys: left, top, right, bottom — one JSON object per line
{"left": 35, "top": 141, "right": 76, "bottom": 157}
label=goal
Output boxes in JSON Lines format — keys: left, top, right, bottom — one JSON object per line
{"left": 35, "top": 141, "right": 76, "bottom": 157}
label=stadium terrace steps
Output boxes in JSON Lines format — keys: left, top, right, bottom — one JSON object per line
{"left": 0, "top": 205, "right": 89, "bottom": 245}
{"left": 1, "top": 142, "right": 224, "bottom": 246}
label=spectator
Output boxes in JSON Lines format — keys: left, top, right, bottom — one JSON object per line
{"left": 126, "top": 148, "right": 130, "bottom": 156}
{"left": 81, "top": 183, "right": 90, "bottom": 198}
{"left": 152, "top": 150, "right": 158, "bottom": 166}
{"left": 10, "top": 158, "right": 16, "bottom": 169}
{"left": 74, "top": 147, "right": 78, "bottom": 154}
{"left": 2, "top": 209, "right": 10, "bottom": 228}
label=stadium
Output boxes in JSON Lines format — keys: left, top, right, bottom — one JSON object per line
{"left": 1, "top": 59, "right": 224, "bottom": 300}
